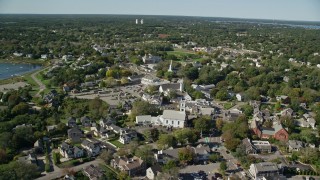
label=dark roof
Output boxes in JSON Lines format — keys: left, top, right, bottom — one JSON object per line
{"left": 83, "top": 164, "right": 104, "bottom": 179}
{"left": 150, "top": 164, "right": 162, "bottom": 174}
{"left": 68, "top": 117, "right": 76, "bottom": 123}
{"left": 68, "top": 127, "right": 83, "bottom": 135}
{"left": 81, "top": 116, "right": 90, "bottom": 122}
{"left": 82, "top": 139, "right": 100, "bottom": 149}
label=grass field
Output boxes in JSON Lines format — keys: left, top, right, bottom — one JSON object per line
{"left": 223, "top": 102, "right": 235, "bottom": 110}
{"left": 166, "top": 48, "right": 208, "bottom": 62}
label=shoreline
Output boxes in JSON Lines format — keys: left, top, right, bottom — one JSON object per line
{"left": 0, "top": 66, "right": 45, "bottom": 85}
{"left": 0, "top": 58, "right": 47, "bottom": 65}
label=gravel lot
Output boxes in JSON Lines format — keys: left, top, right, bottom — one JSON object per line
{"left": 0, "top": 81, "right": 29, "bottom": 92}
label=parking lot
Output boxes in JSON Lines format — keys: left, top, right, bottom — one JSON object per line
{"left": 180, "top": 163, "right": 220, "bottom": 179}
{"left": 70, "top": 84, "right": 144, "bottom": 106}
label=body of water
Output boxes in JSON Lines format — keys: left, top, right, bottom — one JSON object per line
{"left": 0, "top": 62, "right": 42, "bottom": 80}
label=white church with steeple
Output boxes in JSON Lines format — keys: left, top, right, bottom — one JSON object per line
{"left": 168, "top": 60, "right": 173, "bottom": 72}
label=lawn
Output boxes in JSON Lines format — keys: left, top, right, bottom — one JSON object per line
{"left": 166, "top": 48, "right": 208, "bottom": 62}
{"left": 108, "top": 139, "right": 124, "bottom": 148}
{"left": 58, "top": 159, "right": 81, "bottom": 168}
{"left": 223, "top": 102, "right": 235, "bottom": 110}
{"left": 99, "top": 164, "right": 119, "bottom": 176}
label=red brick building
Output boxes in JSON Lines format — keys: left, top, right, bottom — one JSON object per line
{"left": 251, "top": 120, "right": 288, "bottom": 141}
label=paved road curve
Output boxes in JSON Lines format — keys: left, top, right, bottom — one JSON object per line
{"left": 36, "top": 159, "right": 103, "bottom": 180}
{"left": 31, "top": 67, "right": 49, "bottom": 97}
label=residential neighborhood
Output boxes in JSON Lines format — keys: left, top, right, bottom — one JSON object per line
{"left": 0, "top": 10, "right": 320, "bottom": 180}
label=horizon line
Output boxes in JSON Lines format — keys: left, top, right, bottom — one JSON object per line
{"left": 0, "top": 13, "right": 319, "bottom": 23}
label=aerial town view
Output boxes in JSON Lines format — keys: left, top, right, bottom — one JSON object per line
{"left": 0, "top": 0, "right": 319, "bottom": 180}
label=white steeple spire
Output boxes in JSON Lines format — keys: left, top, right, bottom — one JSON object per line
{"left": 168, "top": 60, "right": 173, "bottom": 72}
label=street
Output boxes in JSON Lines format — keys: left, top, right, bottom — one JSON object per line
{"left": 31, "top": 67, "right": 49, "bottom": 97}
{"left": 36, "top": 158, "right": 103, "bottom": 180}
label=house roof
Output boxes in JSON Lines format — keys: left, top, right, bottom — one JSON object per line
{"left": 149, "top": 164, "right": 162, "bottom": 174}
{"left": 253, "top": 162, "right": 279, "bottom": 172}
{"left": 83, "top": 165, "right": 104, "bottom": 179}
{"left": 82, "top": 139, "right": 99, "bottom": 149}
{"left": 200, "top": 108, "right": 215, "bottom": 116}
{"left": 113, "top": 156, "right": 144, "bottom": 170}
{"left": 161, "top": 148, "right": 180, "bottom": 159}
{"left": 162, "top": 110, "right": 186, "bottom": 121}
{"left": 160, "top": 83, "right": 180, "bottom": 92}
{"left": 68, "top": 117, "right": 76, "bottom": 123}
{"left": 68, "top": 127, "right": 83, "bottom": 135}
{"left": 110, "top": 124, "right": 122, "bottom": 132}
{"left": 261, "top": 127, "right": 275, "bottom": 135}
{"left": 288, "top": 140, "right": 304, "bottom": 149}
{"left": 81, "top": 116, "right": 90, "bottom": 122}
{"left": 192, "top": 144, "right": 211, "bottom": 155}
{"left": 136, "top": 115, "right": 152, "bottom": 122}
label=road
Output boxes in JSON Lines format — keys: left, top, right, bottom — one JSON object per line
{"left": 31, "top": 67, "right": 49, "bottom": 97}
{"left": 218, "top": 146, "right": 247, "bottom": 179}
{"left": 36, "top": 158, "right": 103, "bottom": 180}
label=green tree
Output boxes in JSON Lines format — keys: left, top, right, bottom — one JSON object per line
{"left": 173, "top": 128, "right": 198, "bottom": 145}
{"left": 216, "top": 90, "right": 228, "bottom": 101}
{"left": 53, "top": 152, "right": 60, "bottom": 165}
{"left": 157, "top": 134, "right": 177, "bottom": 149}
{"left": 178, "top": 147, "right": 195, "bottom": 164}
{"left": 219, "top": 161, "right": 227, "bottom": 175}
{"left": 135, "top": 145, "right": 154, "bottom": 166}
{"left": 120, "top": 77, "right": 129, "bottom": 85}
{"left": 130, "top": 100, "right": 159, "bottom": 120}
{"left": 275, "top": 101, "right": 281, "bottom": 111}
{"left": 99, "top": 149, "right": 113, "bottom": 164}
{"left": 209, "top": 153, "right": 220, "bottom": 162}
{"left": 11, "top": 102, "right": 29, "bottom": 115}
{"left": 193, "top": 116, "right": 212, "bottom": 134}
{"left": 242, "top": 104, "right": 254, "bottom": 117}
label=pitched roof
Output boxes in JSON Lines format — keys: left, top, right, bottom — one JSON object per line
{"left": 113, "top": 156, "right": 144, "bottom": 170}
{"left": 149, "top": 164, "right": 162, "bottom": 174}
{"left": 288, "top": 140, "right": 304, "bottom": 149}
{"left": 136, "top": 115, "right": 152, "bottom": 122}
{"left": 253, "top": 162, "right": 279, "bottom": 172}
{"left": 68, "top": 117, "right": 76, "bottom": 122}
{"left": 83, "top": 164, "right": 104, "bottom": 179}
{"left": 162, "top": 110, "right": 186, "bottom": 121}
{"left": 160, "top": 83, "right": 180, "bottom": 92}
{"left": 68, "top": 127, "right": 83, "bottom": 135}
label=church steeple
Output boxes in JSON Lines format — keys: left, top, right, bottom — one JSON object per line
{"left": 168, "top": 60, "right": 173, "bottom": 72}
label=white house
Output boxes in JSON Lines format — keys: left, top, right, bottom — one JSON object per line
{"left": 136, "top": 115, "right": 152, "bottom": 124}
{"left": 135, "top": 110, "right": 186, "bottom": 128}
{"left": 236, "top": 93, "right": 244, "bottom": 102}
{"left": 159, "top": 110, "right": 186, "bottom": 128}
{"left": 146, "top": 165, "right": 162, "bottom": 180}
{"left": 81, "top": 139, "right": 101, "bottom": 157}
{"left": 159, "top": 80, "right": 183, "bottom": 96}
{"left": 142, "top": 54, "right": 162, "bottom": 64}
{"left": 249, "top": 162, "right": 280, "bottom": 179}
{"left": 119, "top": 134, "right": 131, "bottom": 144}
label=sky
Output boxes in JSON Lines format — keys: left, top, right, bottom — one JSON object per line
{"left": 0, "top": 0, "right": 319, "bottom": 21}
